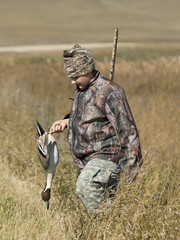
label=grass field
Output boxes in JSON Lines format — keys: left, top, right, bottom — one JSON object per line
{"left": 0, "top": 47, "right": 179, "bottom": 239}
{"left": 0, "top": 1, "right": 180, "bottom": 238}
{"left": 1, "top": 0, "right": 180, "bottom": 46}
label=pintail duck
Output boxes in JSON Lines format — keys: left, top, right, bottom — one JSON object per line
{"left": 36, "top": 121, "right": 59, "bottom": 209}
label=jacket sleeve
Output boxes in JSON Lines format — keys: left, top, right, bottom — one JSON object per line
{"left": 105, "top": 88, "right": 142, "bottom": 181}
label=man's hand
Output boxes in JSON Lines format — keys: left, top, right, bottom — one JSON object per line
{"left": 49, "top": 119, "right": 69, "bottom": 134}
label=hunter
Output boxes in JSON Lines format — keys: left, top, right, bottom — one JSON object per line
{"left": 49, "top": 44, "right": 142, "bottom": 215}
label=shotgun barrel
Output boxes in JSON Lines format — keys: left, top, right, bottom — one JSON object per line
{"left": 109, "top": 28, "right": 118, "bottom": 81}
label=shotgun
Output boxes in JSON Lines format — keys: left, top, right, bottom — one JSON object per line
{"left": 109, "top": 28, "right": 119, "bottom": 81}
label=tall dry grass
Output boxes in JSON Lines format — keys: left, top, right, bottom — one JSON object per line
{"left": 0, "top": 56, "right": 179, "bottom": 239}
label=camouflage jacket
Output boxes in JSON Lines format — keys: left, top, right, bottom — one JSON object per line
{"left": 68, "top": 71, "right": 142, "bottom": 181}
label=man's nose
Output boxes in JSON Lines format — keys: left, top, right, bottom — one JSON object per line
{"left": 71, "top": 80, "right": 77, "bottom": 85}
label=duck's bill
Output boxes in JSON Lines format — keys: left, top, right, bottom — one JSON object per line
{"left": 45, "top": 201, "right": 49, "bottom": 209}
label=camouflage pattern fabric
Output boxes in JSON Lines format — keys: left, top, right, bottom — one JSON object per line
{"left": 76, "top": 158, "right": 121, "bottom": 215}
{"left": 68, "top": 71, "right": 142, "bottom": 182}
{"left": 63, "top": 44, "right": 95, "bottom": 78}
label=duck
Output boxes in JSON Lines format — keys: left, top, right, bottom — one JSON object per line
{"left": 36, "top": 121, "right": 59, "bottom": 209}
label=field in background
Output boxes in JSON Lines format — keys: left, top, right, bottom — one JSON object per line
{"left": 1, "top": 42, "right": 180, "bottom": 64}
{"left": 1, "top": 0, "right": 180, "bottom": 46}
{"left": 0, "top": 48, "right": 179, "bottom": 239}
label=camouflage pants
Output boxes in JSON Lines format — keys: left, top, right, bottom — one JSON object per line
{"left": 76, "top": 159, "right": 121, "bottom": 215}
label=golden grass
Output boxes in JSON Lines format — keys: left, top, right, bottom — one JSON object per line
{"left": 0, "top": 57, "right": 179, "bottom": 239}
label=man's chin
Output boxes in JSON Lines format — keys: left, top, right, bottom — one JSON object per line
{"left": 77, "top": 84, "right": 88, "bottom": 90}
{"left": 78, "top": 86, "right": 84, "bottom": 89}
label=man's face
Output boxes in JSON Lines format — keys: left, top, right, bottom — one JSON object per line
{"left": 70, "top": 73, "right": 92, "bottom": 89}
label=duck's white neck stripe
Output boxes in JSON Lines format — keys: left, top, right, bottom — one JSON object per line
{"left": 45, "top": 173, "right": 53, "bottom": 191}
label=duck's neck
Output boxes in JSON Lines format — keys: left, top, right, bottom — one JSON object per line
{"left": 45, "top": 172, "right": 53, "bottom": 191}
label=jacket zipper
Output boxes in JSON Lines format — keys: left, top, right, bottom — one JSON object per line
{"left": 71, "top": 91, "right": 82, "bottom": 154}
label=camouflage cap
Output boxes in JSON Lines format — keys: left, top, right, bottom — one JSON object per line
{"left": 63, "top": 44, "right": 95, "bottom": 78}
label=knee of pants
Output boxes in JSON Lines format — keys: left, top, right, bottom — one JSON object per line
{"left": 76, "top": 159, "right": 120, "bottom": 213}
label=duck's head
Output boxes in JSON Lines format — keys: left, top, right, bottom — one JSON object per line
{"left": 41, "top": 188, "right": 51, "bottom": 209}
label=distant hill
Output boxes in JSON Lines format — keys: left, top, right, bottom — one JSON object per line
{"left": 0, "top": 0, "right": 180, "bottom": 46}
